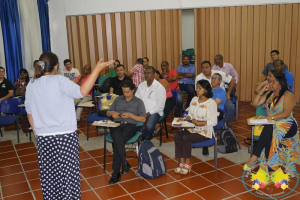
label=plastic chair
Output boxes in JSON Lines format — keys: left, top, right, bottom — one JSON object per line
{"left": 190, "top": 119, "right": 225, "bottom": 170}
{"left": 157, "top": 114, "right": 166, "bottom": 146}
{"left": 103, "top": 122, "right": 143, "bottom": 170}
{"left": 0, "top": 99, "right": 22, "bottom": 143}
{"left": 95, "top": 76, "right": 109, "bottom": 96}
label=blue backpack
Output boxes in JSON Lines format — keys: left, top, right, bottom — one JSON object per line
{"left": 137, "top": 140, "right": 167, "bottom": 179}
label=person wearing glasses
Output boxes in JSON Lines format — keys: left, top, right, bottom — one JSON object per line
{"left": 195, "top": 61, "right": 236, "bottom": 126}
{"left": 135, "top": 66, "right": 166, "bottom": 140}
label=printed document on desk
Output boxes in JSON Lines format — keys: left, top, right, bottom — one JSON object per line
{"left": 248, "top": 118, "right": 275, "bottom": 125}
{"left": 172, "top": 118, "right": 195, "bottom": 128}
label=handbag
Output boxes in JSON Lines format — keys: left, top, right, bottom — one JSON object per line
{"left": 250, "top": 115, "right": 263, "bottom": 137}
{"left": 15, "top": 88, "right": 26, "bottom": 96}
{"left": 99, "top": 94, "right": 119, "bottom": 110}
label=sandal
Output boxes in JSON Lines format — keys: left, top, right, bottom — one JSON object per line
{"left": 175, "top": 163, "right": 184, "bottom": 173}
{"left": 180, "top": 164, "right": 192, "bottom": 175}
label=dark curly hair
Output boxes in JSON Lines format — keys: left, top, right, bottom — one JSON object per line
{"left": 197, "top": 80, "right": 213, "bottom": 98}
{"left": 265, "top": 74, "right": 289, "bottom": 108}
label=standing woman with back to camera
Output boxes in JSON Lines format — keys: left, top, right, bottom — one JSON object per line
{"left": 25, "top": 52, "right": 114, "bottom": 199}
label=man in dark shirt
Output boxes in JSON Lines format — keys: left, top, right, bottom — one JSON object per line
{"left": 0, "top": 67, "right": 14, "bottom": 102}
{"left": 258, "top": 50, "right": 288, "bottom": 84}
{"left": 110, "top": 64, "right": 133, "bottom": 96}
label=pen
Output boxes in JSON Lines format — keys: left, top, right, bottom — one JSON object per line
{"left": 148, "top": 91, "right": 153, "bottom": 98}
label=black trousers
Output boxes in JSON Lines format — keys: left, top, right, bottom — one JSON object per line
{"left": 163, "top": 97, "right": 176, "bottom": 118}
{"left": 254, "top": 121, "right": 298, "bottom": 159}
{"left": 110, "top": 123, "right": 136, "bottom": 170}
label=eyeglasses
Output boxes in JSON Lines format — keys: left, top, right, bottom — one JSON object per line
{"left": 211, "top": 77, "right": 220, "bottom": 81}
{"left": 214, "top": 59, "right": 220, "bottom": 62}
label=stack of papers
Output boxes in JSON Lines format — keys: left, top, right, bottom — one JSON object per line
{"left": 249, "top": 119, "right": 269, "bottom": 124}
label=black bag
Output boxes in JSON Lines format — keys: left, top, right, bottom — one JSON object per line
{"left": 217, "top": 129, "right": 238, "bottom": 153}
{"left": 244, "top": 137, "right": 258, "bottom": 154}
{"left": 137, "top": 140, "right": 167, "bottom": 179}
{"left": 99, "top": 77, "right": 112, "bottom": 93}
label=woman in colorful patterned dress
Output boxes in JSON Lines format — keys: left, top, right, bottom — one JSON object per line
{"left": 174, "top": 80, "right": 218, "bottom": 175}
{"left": 245, "top": 74, "right": 299, "bottom": 173}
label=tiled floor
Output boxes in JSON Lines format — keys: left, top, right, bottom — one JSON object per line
{"left": 0, "top": 101, "right": 300, "bottom": 200}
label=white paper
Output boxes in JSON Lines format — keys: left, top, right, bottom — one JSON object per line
{"left": 249, "top": 119, "right": 268, "bottom": 124}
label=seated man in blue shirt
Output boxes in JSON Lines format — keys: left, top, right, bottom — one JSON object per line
{"left": 274, "top": 59, "right": 294, "bottom": 93}
{"left": 211, "top": 73, "right": 226, "bottom": 119}
{"left": 177, "top": 55, "right": 196, "bottom": 108}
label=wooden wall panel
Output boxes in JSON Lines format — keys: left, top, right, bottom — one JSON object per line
{"left": 66, "top": 10, "right": 182, "bottom": 76}
{"left": 194, "top": 3, "right": 300, "bottom": 102}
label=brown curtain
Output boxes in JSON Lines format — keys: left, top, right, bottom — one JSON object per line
{"left": 194, "top": 4, "right": 300, "bottom": 102}
{"left": 66, "top": 10, "right": 182, "bottom": 76}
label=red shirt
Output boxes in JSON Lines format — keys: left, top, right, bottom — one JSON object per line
{"left": 163, "top": 69, "right": 179, "bottom": 91}
{"left": 159, "top": 79, "right": 172, "bottom": 98}
{"left": 76, "top": 74, "right": 92, "bottom": 95}
{"left": 131, "top": 64, "right": 144, "bottom": 87}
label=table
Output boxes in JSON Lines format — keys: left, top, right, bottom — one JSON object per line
{"left": 247, "top": 118, "right": 275, "bottom": 157}
{"left": 77, "top": 101, "right": 95, "bottom": 115}
{"left": 92, "top": 121, "right": 120, "bottom": 170}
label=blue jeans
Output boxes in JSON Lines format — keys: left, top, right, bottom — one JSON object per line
{"left": 143, "top": 113, "right": 160, "bottom": 139}
{"left": 225, "top": 99, "right": 235, "bottom": 125}
{"left": 179, "top": 84, "right": 195, "bottom": 108}
{"left": 176, "top": 92, "right": 183, "bottom": 116}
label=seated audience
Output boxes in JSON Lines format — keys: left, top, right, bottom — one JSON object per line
{"left": 60, "top": 59, "right": 80, "bottom": 81}
{"left": 143, "top": 57, "right": 152, "bottom": 70}
{"left": 174, "top": 80, "right": 217, "bottom": 174}
{"left": 135, "top": 66, "right": 166, "bottom": 140}
{"left": 177, "top": 55, "right": 196, "bottom": 108}
{"left": 161, "top": 61, "right": 183, "bottom": 116}
{"left": 14, "top": 68, "right": 31, "bottom": 100}
{"left": 258, "top": 50, "right": 288, "bottom": 84}
{"left": 212, "top": 54, "right": 239, "bottom": 84}
{"left": 110, "top": 64, "right": 133, "bottom": 95}
{"left": 74, "top": 65, "right": 92, "bottom": 121}
{"left": 211, "top": 73, "right": 226, "bottom": 114}
{"left": 0, "top": 67, "right": 13, "bottom": 102}
{"left": 106, "top": 80, "right": 146, "bottom": 184}
{"left": 29, "top": 60, "right": 39, "bottom": 77}
{"left": 246, "top": 74, "right": 299, "bottom": 175}
{"left": 108, "top": 59, "right": 120, "bottom": 77}
{"left": 125, "top": 58, "right": 144, "bottom": 88}
{"left": 254, "top": 69, "right": 277, "bottom": 116}
{"left": 274, "top": 59, "right": 294, "bottom": 93}
{"left": 196, "top": 61, "right": 236, "bottom": 126}
{"left": 153, "top": 69, "right": 176, "bottom": 133}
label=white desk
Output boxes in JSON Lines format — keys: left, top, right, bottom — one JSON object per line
{"left": 247, "top": 118, "right": 275, "bottom": 157}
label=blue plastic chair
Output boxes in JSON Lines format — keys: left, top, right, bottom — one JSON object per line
{"left": 0, "top": 98, "right": 23, "bottom": 143}
{"left": 191, "top": 119, "right": 225, "bottom": 170}
{"left": 85, "top": 95, "right": 111, "bottom": 140}
{"left": 103, "top": 122, "right": 144, "bottom": 170}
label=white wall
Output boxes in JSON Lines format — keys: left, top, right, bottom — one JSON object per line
{"left": 49, "top": 0, "right": 300, "bottom": 64}
{"left": 182, "top": 9, "right": 194, "bottom": 51}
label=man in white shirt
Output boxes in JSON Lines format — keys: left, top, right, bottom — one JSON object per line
{"left": 195, "top": 61, "right": 236, "bottom": 126}
{"left": 135, "top": 66, "right": 166, "bottom": 140}
{"left": 60, "top": 59, "right": 80, "bottom": 81}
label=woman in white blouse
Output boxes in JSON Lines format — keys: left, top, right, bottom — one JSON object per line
{"left": 174, "top": 80, "right": 218, "bottom": 175}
